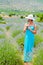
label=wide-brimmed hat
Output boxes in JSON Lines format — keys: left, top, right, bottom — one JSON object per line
{"left": 25, "top": 14, "right": 35, "bottom": 21}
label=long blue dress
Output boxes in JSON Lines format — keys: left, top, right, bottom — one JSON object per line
{"left": 24, "top": 26, "right": 34, "bottom": 62}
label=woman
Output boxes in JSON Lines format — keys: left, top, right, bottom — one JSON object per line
{"left": 23, "top": 14, "right": 37, "bottom": 65}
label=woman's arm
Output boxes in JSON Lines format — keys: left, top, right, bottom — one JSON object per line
{"left": 23, "top": 23, "right": 28, "bottom": 33}
{"left": 29, "top": 24, "right": 37, "bottom": 34}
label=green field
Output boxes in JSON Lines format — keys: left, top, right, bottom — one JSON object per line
{"left": 0, "top": 9, "right": 43, "bottom": 65}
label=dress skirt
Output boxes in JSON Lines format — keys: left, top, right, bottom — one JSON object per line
{"left": 24, "top": 26, "right": 34, "bottom": 62}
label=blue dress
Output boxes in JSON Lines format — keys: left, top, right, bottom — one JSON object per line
{"left": 24, "top": 26, "right": 34, "bottom": 62}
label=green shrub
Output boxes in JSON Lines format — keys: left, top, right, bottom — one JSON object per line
{"left": 6, "top": 26, "right": 11, "bottom": 31}
{"left": 0, "top": 28, "right": 4, "bottom": 32}
{"left": 9, "top": 13, "right": 16, "bottom": 17}
{"left": 33, "top": 43, "right": 43, "bottom": 65}
{"left": 0, "top": 34, "right": 5, "bottom": 38}
{"left": 17, "top": 36, "right": 24, "bottom": 51}
{"left": 36, "top": 17, "right": 40, "bottom": 22}
{"left": 36, "top": 13, "right": 43, "bottom": 22}
{"left": 0, "top": 21, "right": 6, "bottom": 24}
{"left": 9, "top": 14, "right": 12, "bottom": 17}
{"left": 12, "top": 30, "right": 22, "bottom": 38}
{"left": 0, "top": 39, "right": 24, "bottom": 65}
{"left": 41, "top": 30, "right": 43, "bottom": 33}
{"left": 0, "top": 16, "right": 4, "bottom": 20}
{"left": 34, "top": 34, "right": 43, "bottom": 47}
{"left": 20, "top": 16, "right": 25, "bottom": 19}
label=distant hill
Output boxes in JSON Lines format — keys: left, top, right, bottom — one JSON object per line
{"left": 0, "top": 0, "right": 43, "bottom": 11}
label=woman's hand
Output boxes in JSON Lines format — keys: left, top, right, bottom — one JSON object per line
{"left": 23, "top": 23, "right": 28, "bottom": 32}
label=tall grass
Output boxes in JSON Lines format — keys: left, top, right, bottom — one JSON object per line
{"left": 0, "top": 34, "right": 5, "bottom": 39}
{"left": 0, "top": 28, "right": 4, "bottom": 32}
{"left": 0, "top": 39, "right": 24, "bottom": 65}
{"left": 33, "top": 43, "right": 43, "bottom": 65}
{"left": 35, "top": 12, "right": 43, "bottom": 22}
{"left": 34, "top": 34, "right": 43, "bottom": 47}
{"left": 17, "top": 36, "right": 24, "bottom": 51}
{"left": 12, "top": 30, "right": 22, "bottom": 38}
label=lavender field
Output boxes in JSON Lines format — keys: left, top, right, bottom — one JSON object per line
{"left": 0, "top": 0, "right": 43, "bottom": 65}
{"left": 0, "top": 14, "right": 43, "bottom": 65}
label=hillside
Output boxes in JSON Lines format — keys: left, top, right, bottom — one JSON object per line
{"left": 0, "top": 0, "right": 43, "bottom": 11}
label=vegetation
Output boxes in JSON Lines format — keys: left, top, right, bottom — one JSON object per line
{"left": 0, "top": 8, "right": 43, "bottom": 22}
{"left": 8, "top": 11, "right": 18, "bottom": 16}
{"left": 0, "top": 39, "right": 23, "bottom": 65}
{"left": 33, "top": 43, "right": 43, "bottom": 65}
{"left": 20, "top": 15, "right": 25, "bottom": 19}
{"left": 12, "top": 30, "right": 22, "bottom": 38}
{"left": 0, "top": 34, "right": 5, "bottom": 39}
{"left": 0, "top": 8, "right": 43, "bottom": 65}
{"left": 0, "top": 21, "right": 6, "bottom": 24}
{"left": 0, "top": 16, "right": 4, "bottom": 20}
{"left": 41, "top": 30, "right": 43, "bottom": 33}
{"left": 35, "top": 12, "right": 43, "bottom": 22}
{"left": 17, "top": 36, "right": 24, "bottom": 51}
{"left": 6, "top": 26, "right": 11, "bottom": 31}
{"left": 0, "top": 16, "right": 6, "bottom": 24}
{"left": 0, "top": 8, "right": 30, "bottom": 16}
{"left": 0, "top": 28, "right": 4, "bottom": 32}
{"left": 34, "top": 34, "right": 43, "bottom": 47}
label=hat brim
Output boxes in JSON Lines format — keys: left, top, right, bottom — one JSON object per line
{"left": 25, "top": 17, "right": 35, "bottom": 21}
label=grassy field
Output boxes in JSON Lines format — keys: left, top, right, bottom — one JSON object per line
{"left": 0, "top": 10, "right": 43, "bottom": 65}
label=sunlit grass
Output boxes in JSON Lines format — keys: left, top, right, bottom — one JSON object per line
{"left": 34, "top": 34, "right": 43, "bottom": 47}
{"left": 0, "top": 21, "right": 6, "bottom": 24}
{"left": 6, "top": 26, "right": 11, "bottom": 31}
{"left": 0, "top": 10, "right": 43, "bottom": 64}
{"left": 41, "top": 30, "right": 43, "bottom": 33}
{"left": 33, "top": 43, "right": 43, "bottom": 65}
{"left": 0, "top": 16, "right": 4, "bottom": 20}
{"left": 0, "top": 34, "right": 5, "bottom": 38}
{"left": 0, "top": 28, "right": 4, "bottom": 32}
{"left": 12, "top": 30, "right": 22, "bottom": 38}
{"left": 0, "top": 39, "right": 24, "bottom": 65}
{"left": 35, "top": 12, "right": 43, "bottom": 22}
{"left": 17, "top": 36, "right": 24, "bottom": 51}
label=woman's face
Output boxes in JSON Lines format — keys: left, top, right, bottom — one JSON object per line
{"left": 28, "top": 19, "right": 33, "bottom": 22}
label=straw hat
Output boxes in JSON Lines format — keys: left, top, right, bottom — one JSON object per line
{"left": 25, "top": 14, "right": 35, "bottom": 21}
